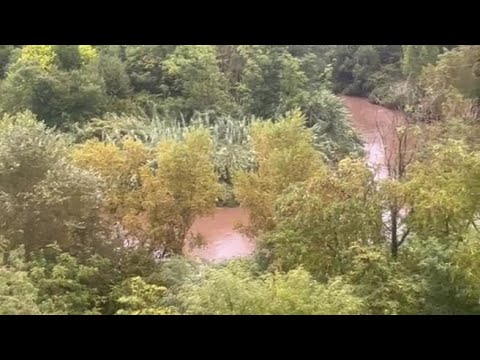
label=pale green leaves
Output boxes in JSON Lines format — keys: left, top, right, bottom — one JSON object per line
{"left": 176, "top": 261, "right": 365, "bottom": 315}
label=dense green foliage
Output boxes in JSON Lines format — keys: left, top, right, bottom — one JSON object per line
{"left": 2, "top": 45, "right": 480, "bottom": 315}
{"left": 175, "top": 260, "right": 365, "bottom": 315}
{"left": 0, "top": 112, "right": 108, "bottom": 254}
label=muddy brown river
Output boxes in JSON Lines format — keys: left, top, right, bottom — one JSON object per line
{"left": 187, "top": 96, "right": 401, "bottom": 262}
{"left": 186, "top": 207, "right": 253, "bottom": 262}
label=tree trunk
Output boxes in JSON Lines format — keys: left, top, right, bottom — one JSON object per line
{"left": 390, "top": 208, "right": 398, "bottom": 258}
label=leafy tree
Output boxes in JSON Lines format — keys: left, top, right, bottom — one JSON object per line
{"left": 2, "top": 44, "right": 480, "bottom": 316}
{"left": 17, "top": 45, "right": 57, "bottom": 71}
{"left": 74, "top": 111, "right": 254, "bottom": 203}
{"left": 72, "top": 136, "right": 150, "bottom": 233}
{"left": 0, "top": 59, "right": 108, "bottom": 128}
{"left": 402, "top": 45, "right": 441, "bottom": 79}
{"left": 237, "top": 45, "right": 307, "bottom": 118}
{"left": 124, "top": 45, "right": 176, "bottom": 94}
{"left": 54, "top": 45, "right": 82, "bottom": 70}
{"left": 78, "top": 45, "right": 98, "bottom": 65}
{"left": 216, "top": 45, "right": 246, "bottom": 101}
{"left": 417, "top": 46, "right": 480, "bottom": 117}
{"left": 287, "top": 88, "right": 363, "bottom": 161}
{"left": 328, "top": 45, "right": 360, "bottom": 94}
{"left": 262, "top": 158, "right": 383, "bottom": 279}
{"left": 346, "top": 45, "right": 381, "bottom": 95}
{"left": 58, "top": 64, "right": 108, "bottom": 125}
{"left": 404, "top": 139, "right": 480, "bottom": 240}
{"left": 140, "top": 129, "right": 222, "bottom": 256}
{"left": 375, "top": 118, "right": 422, "bottom": 257}
{"left": 345, "top": 245, "right": 425, "bottom": 314}
{"left": 296, "top": 51, "right": 331, "bottom": 91}
{"left": 163, "top": 45, "right": 235, "bottom": 116}
{"left": 392, "top": 46, "right": 480, "bottom": 122}
{"left": 102, "top": 248, "right": 192, "bottom": 314}
{"left": 234, "top": 110, "right": 324, "bottom": 235}
{"left": 74, "top": 129, "right": 222, "bottom": 257}
{"left": 449, "top": 232, "right": 480, "bottom": 313}
{"left": 113, "top": 276, "right": 174, "bottom": 315}
{"left": 0, "top": 112, "right": 107, "bottom": 253}
{"left": 108, "top": 252, "right": 195, "bottom": 314}
{"left": 397, "top": 233, "right": 480, "bottom": 314}
{"left": 98, "top": 53, "right": 131, "bottom": 99}
{"left": 28, "top": 245, "right": 114, "bottom": 315}
{"left": 155, "top": 256, "right": 197, "bottom": 289}
{"left": 375, "top": 45, "right": 403, "bottom": 65}
{"left": 0, "top": 244, "right": 41, "bottom": 315}
{"left": 315, "top": 45, "right": 403, "bottom": 99}
{"left": 175, "top": 261, "right": 365, "bottom": 315}
{"left": 0, "top": 45, "right": 14, "bottom": 78}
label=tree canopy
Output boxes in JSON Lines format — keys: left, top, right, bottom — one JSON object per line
{"left": 2, "top": 45, "right": 480, "bottom": 315}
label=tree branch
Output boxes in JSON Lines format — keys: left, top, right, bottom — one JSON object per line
{"left": 471, "top": 220, "right": 479, "bottom": 232}
{"left": 398, "top": 228, "right": 410, "bottom": 247}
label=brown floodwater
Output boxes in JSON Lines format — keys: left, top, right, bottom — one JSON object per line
{"left": 186, "top": 207, "right": 253, "bottom": 262}
{"left": 341, "top": 96, "right": 406, "bottom": 180}
{"left": 187, "top": 96, "right": 404, "bottom": 262}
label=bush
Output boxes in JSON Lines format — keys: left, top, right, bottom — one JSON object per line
{"left": 0, "top": 111, "right": 108, "bottom": 253}
{"left": 0, "top": 57, "right": 107, "bottom": 128}
{"left": 174, "top": 260, "right": 365, "bottom": 315}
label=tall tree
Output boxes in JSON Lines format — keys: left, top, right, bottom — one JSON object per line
{"left": 402, "top": 45, "right": 441, "bottom": 78}
{"left": 1, "top": 49, "right": 107, "bottom": 128}
{"left": 163, "top": 45, "right": 235, "bottom": 116}
{"left": 0, "top": 245, "right": 40, "bottom": 314}
{"left": 74, "top": 129, "right": 222, "bottom": 257}
{"left": 0, "top": 112, "right": 107, "bottom": 253}
{"left": 237, "top": 45, "right": 307, "bottom": 118}
{"left": 0, "top": 45, "right": 14, "bottom": 78}
{"left": 124, "top": 45, "right": 176, "bottom": 94}
{"left": 234, "top": 110, "right": 324, "bottom": 235}
{"left": 263, "top": 158, "right": 383, "bottom": 278}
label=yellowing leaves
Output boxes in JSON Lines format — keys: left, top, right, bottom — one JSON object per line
{"left": 114, "top": 276, "right": 176, "bottom": 315}
{"left": 141, "top": 129, "right": 222, "bottom": 254}
{"left": 78, "top": 45, "right": 98, "bottom": 64}
{"left": 18, "top": 45, "right": 56, "bottom": 71}
{"left": 266, "top": 158, "right": 382, "bottom": 278}
{"left": 73, "top": 130, "right": 221, "bottom": 257}
{"left": 72, "top": 139, "right": 125, "bottom": 182}
{"left": 404, "top": 139, "right": 480, "bottom": 239}
{"left": 234, "top": 110, "right": 325, "bottom": 234}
